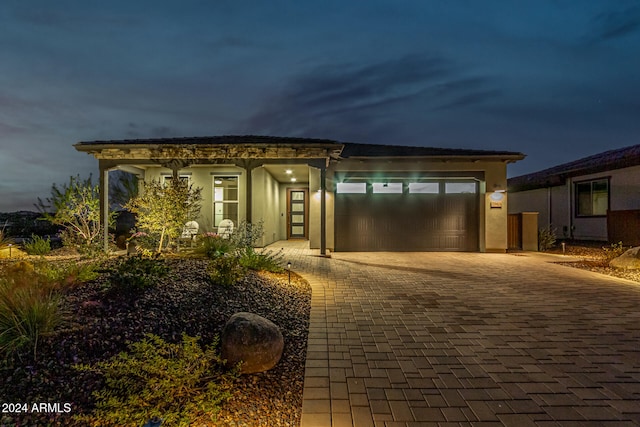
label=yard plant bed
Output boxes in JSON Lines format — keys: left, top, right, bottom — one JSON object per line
{"left": 547, "top": 241, "right": 640, "bottom": 283}
{"left": 0, "top": 257, "right": 311, "bottom": 426}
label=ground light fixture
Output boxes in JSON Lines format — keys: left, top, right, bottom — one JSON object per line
{"left": 8, "top": 244, "right": 12, "bottom": 258}
{"left": 287, "top": 261, "right": 291, "bottom": 284}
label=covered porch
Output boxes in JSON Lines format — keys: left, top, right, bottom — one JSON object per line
{"left": 74, "top": 137, "right": 344, "bottom": 254}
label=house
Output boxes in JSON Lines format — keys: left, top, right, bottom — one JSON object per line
{"left": 74, "top": 135, "right": 525, "bottom": 253}
{"left": 508, "top": 144, "right": 640, "bottom": 244}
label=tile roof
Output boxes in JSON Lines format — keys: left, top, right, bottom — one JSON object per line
{"left": 76, "top": 135, "right": 525, "bottom": 159}
{"left": 340, "top": 142, "right": 523, "bottom": 158}
{"left": 508, "top": 143, "right": 640, "bottom": 191}
{"left": 76, "top": 135, "right": 342, "bottom": 146}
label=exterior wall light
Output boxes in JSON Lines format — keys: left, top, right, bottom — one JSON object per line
{"left": 490, "top": 191, "right": 505, "bottom": 202}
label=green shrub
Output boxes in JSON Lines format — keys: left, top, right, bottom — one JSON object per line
{"left": 0, "top": 277, "right": 61, "bottom": 360}
{"left": 538, "top": 226, "right": 557, "bottom": 251}
{"left": 197, "top": 232, "right": 234, "bottom": 259}
{"left": 107, "top": 256, "right": 169, "bottom": 294}
{"left": 35, "top": 260, "right": 100, "bottom": 289}
{"left": 74, "top": 334, "right": 236, "bottom": 427}
{"left": 208, "top": 255, "right": 246, "bottom": 286}
{"left": 229, "top": 220, "right": 264, "bottom": 249}
{"left": 238, "top": 246, "right": 284, "bottom": 273}
{"left": 23, "top": 234, "right": 51, "bottom": 255}
{"left": 603, "top": 241, "right": 626, "bottom": 261}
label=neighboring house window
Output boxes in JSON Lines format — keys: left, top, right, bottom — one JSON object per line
{"left": 575, "top": 179, "right": 609, "bottom": 216}
{"left": 213, "top": 176, "right": 239, "bottom": 227}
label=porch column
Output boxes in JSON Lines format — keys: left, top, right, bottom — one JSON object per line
{"left": 235, "top": 159, "right": 260, "bottom": 224}
{"left": 320, "top": 166, "right": 327, "bottom": 256}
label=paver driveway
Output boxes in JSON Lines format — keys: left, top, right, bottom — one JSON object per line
{"left": 276, "top": 242, "right": 640, "bottom": 427}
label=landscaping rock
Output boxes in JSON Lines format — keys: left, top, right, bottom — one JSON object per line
{"left": 609, "top": 246, "right": 640, "bottom": 270}
{"left": 221, "top": 312, "right": 284, "bottom": 374}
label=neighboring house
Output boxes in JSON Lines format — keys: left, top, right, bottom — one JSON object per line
{"left": 508, "top": 144, "right": 640, "bottom": 243}
{"left": 75, "top": 135, "right": 525, "bottom": 253}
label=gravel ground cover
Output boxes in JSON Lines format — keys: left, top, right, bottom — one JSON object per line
{"left": 0, "top": 257, "right": 311, "bottom": 426}
{"left": 545, "top": 240, "right": 640, "bottom": 283}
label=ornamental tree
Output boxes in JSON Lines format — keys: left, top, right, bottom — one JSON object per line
{"left": 37, "top": 175, "right": 109, "bottom": 252}
{"left": 125, "top": 178, "right": 202, "bottom": 253}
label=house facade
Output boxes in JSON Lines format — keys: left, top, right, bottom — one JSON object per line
{"left": 508, "top": 144, "right": 640, "bottom": 242}
{"left": 75, "top": 136, "right": 525, "bottom": 253}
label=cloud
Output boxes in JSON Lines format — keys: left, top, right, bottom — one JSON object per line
{"left": 587, "top": 5, "right": 640, "bottom": 43}
{"left": 243, "top": 54, "right": 501, "bottom": 139}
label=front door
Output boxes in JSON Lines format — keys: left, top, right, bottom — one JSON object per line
{"left": 287, "top": 189, "right": 308, "bottom": 239}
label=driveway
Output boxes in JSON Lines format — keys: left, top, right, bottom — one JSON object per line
{"left": 275, "top": 242, "right": 640, "bottom": 426}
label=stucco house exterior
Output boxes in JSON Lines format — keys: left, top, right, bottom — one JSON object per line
{"left": 508, "top": 144, "right": 640, "bottom": 243}
{"left": 75, "top": 135, "right": 525, "bottom": 253}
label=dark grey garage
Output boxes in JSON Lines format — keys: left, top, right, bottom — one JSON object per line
{"left": 334, "top": 178, "right": 479, "bottom": 251}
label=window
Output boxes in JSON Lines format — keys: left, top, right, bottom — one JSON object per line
{"left": 336, "top": 182, "right": 366, "bottom": 194}
{"left": 445, "top": 182, "right": 477, "bottom": 194}
{"left": 372, "top": 182, "right": 403, "bottom": 194}
{"left": 576, "top": 179, "right": 608, "bottom": 216}
{"left": 213, "top": 176, "right": 239, "bottom": 227}
{"left": 409, "top": 182, "right": 439, "bottom": 194}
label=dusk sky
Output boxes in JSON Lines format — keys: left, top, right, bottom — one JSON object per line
{"left": 1, "top": 1, "right": 639, "bottom": 211}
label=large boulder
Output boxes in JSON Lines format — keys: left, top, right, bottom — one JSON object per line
{"left": 610, "top": 246, "right": 640, "bottom": 270}
{"left": 220, "top": 312, "right": 284, "bottom": 374}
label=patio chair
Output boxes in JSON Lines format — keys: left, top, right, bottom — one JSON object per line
{"left": 218, "top": 219, "right": 234, "bottom": 239}
{"left": 180, "top": 221, "right": 199, "bottom": 247}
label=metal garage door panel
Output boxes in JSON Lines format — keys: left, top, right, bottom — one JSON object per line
{"left": 335, "top": 192, "right": 478, "bottom": 251}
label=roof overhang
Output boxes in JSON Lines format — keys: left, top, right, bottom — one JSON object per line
{"left": 74, "top": 142, "right": 345, "bottom": 160}
{"left": 342, "top": 154, "right": 526, "bottom": 163}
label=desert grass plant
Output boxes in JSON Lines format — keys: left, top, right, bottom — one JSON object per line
{"left": 106, "top": 256, "right": 169, "bottom": 294}
{"left": 208, "top": 255, "right": 246, "bottom": 286}
{"left": 0, "top": 226, "right": 15, "bottom": 257}
{"left": 538, "top": 226, "right": 557, "bottom": 251}
{"left": 237, "top": 246, "right": 285, "bottom": 273}
{"left": 0, "top": 270, "right": 61, "bottom": 360}
{"left": 197, "top": 232, "right": 234, "bottom": 259}
{"left": 74, "top": 334, "right": 237, "bottom": 427}
{"left": 23, "top": 234, "right": 52, "bottom": 255}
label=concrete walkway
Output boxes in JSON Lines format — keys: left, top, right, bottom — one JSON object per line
{"left": 273, "top": 241, "right": 640, "bottom": 427}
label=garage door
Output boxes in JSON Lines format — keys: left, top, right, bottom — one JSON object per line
{"left": 334, "top": 180, "right": 479, "bottom": 251}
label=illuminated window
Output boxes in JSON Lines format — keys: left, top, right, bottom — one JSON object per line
{"left": 576, "top": 179, "right": 608, "bottom": 216}
{"left": 213, "top": 176, "right": 239, "bottom": 227}
{"left": 445, "top": 182, "right": 476, "bottom": 194}
{"left": 372, "top": 182, "right": 403, "bottom": 194}
{"left": 336, "top": 182, "right": 366, "bottom": 194}
{"left": 409, "top": 182, "right": 439, "bottom": 194}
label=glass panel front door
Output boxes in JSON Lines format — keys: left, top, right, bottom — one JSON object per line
{"left": 288, "top": 189, "right": 307, "bottom": 239}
